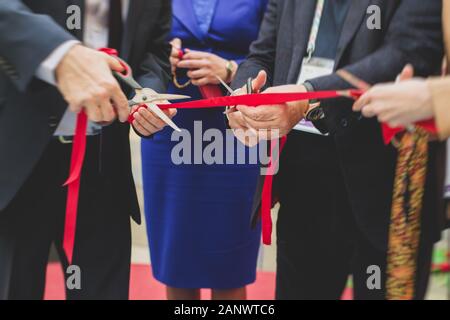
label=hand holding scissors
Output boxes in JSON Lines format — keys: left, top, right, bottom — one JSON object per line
{"left": 104, "top": 49, "right": 189, "bottom": 135}
{"left": 216, "top": 71, "right": 266, "bottom": 146}
{"left": 56, "top": 45, "right": 130, "bottom": 124}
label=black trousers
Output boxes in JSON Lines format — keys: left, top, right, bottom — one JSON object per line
{"left": 0, "top": 137, "right": 131, "bottom": 300}
{"left": 275, "top": 131, "right": 434, "bottom": 300}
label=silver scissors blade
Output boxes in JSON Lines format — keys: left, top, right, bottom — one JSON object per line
{"left": 131, "top": 88, "right": 190, "bottom": 106}
{"left": 129, "top": 94, "right": 190, "bottom": 107}
{"left": 146, "top": 103, "right": 181, "bottom": 132}
{"left": 215, "top": 75, "right": 238, "bottom": 115}
{"left": 215, "top": 75, "right": 234, "bottom": 95}
{"left": 147, "top": 94, "right": 191, "bottom": 102}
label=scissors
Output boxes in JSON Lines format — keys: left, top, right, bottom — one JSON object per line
{"left": 215, "top": 75, "right": 254, "bottom": 114}
{"left": 112, "top": 56, "right": 189, "bottom": 132}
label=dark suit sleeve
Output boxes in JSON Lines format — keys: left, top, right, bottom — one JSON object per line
{"left": 231, "top": 0, "right": 280, "bottom": 90}
{"left": 135, "top": 1, "right": 172, "bottom": 94}
{"left": 308, "top": 0, "right": 443, "bottom": 91}
{"left": 0, "top": 0, "right": 76, "bottom": 91}
{"left": 132, "top": 1, "right": 172, "bottom": 139}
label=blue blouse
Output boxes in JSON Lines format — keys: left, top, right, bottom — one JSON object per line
{"left": 192, "top": 0, "right": 218, "bottom": 34}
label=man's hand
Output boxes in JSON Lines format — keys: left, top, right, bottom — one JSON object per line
{"left": 131, "top": 105, "right": 177, "bottom": 136}
{"left": 229, "top": 70, "right": 308, "bottom": 140}
{"left": 353, "top": 65, "right": 434, "bottom": 128}
{"left": 56, "top": 45, "right": 129, "bottom": 123}
{"left": 227, "top": 70, "right": 267, "bottom": 146}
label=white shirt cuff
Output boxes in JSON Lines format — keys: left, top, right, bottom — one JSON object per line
{"left": 35, "top": 40, "right": 81, "bottom": 86}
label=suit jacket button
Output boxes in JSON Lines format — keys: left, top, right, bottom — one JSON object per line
{"left": 49, "top": 116, "right": 59, "bottom": 128}
{"left": 341, "top": 118, "right": 348, "bottom": 128}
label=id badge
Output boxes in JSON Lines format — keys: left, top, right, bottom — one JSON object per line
{"left": 294, "top": 57, "right": 335, "bottom": 134}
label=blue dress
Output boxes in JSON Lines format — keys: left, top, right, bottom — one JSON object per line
{"left": 141, "top": 0, "right": 268, "bottom": 289}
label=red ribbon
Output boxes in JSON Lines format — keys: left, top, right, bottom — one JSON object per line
{"left": 128, "top": 90, "right": 363, "bottom": 123}
{"left": 198, "top": 84, "right": 223, "bottom": 99}
{"left": 197, "top": 83, "right": 289, "bottom": 244}
{"left": 381, "top": 120, "right": 438, "bottom": 145}
{"left": 157, "top": 90, "right": 364, "bottom": 110}
{"left": 261, "top": 136, "right": 288, "bottom": 245}
{"left": 177, "top": 49, "right": 185, "bottom": 60}
{"left": 128, "top": 86, "right": 224, "bottom": 124}
{"left": 63, "top": 111, "right": 87, "bottom": 264}
{"left": 62, "top": 48, "right": 119, "bottom": 264}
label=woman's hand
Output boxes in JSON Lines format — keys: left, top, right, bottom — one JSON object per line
{"left": 132, "top": 105, "right": 178, "bottom": 136}
{"left": 130, "top": 88, "right": 178, "bottom": 136}
{"left": 176, "top": 50, "right": 237, "bottom": 86}
{"left": 353, "top": 65, "right": 434, "bottom": 128}
{"left": 169, "top": 38, "right": 183, "bottom": 74}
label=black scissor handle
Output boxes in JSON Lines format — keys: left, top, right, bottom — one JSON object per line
{"left": 246, "top": 77, "right": 254, "bottom": 94}
{"left": 112, "top": 57, "right": 143, "bottom": 90}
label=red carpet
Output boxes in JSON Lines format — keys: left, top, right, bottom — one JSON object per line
{"left": 44, "top": 263, "right": 352, "bottom": 300}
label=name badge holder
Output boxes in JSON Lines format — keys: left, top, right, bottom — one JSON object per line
{"left": 294, "top": 0, "right": 334, "bottom": 135}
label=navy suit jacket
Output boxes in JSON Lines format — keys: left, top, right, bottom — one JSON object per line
{"left": 0, "top": 0, "right": 172, "bottom": 222}
{"left": 233, "top": 0, "right": 445, "bottom": 250}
